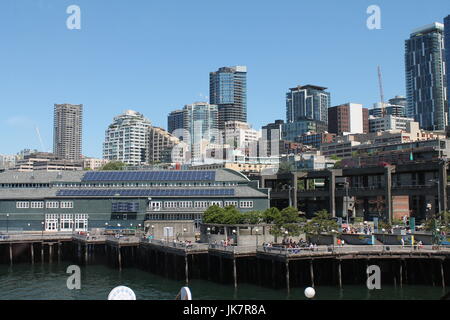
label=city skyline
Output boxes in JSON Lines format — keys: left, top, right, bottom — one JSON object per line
{"left": 1, "top": 1, "right": 450, "bottom": 158}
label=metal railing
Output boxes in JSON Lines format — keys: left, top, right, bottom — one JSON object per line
{"left": 105, "top": 235, "right": 141, "bottom": 243}
{"left": 0, "top": 232, "right": 73, "bottom": 242}
{"left": 146, "top": 239, "right": 209, "bottom": 251}
{"left": 208, "top": 243, "right": 257, "bottom": 254}
{"left": 257, "top": 244, "right": 450, "bottom": 256}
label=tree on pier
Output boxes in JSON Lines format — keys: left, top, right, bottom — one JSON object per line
{"left": 303, "top": 210, "right": 339, "bottom": 235}
{"left": 269, "top": 207, "right": 305, "bottom": 241}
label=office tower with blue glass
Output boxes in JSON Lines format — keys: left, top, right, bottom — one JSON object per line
{"left": 405, "top": 23, "right": 448, "bottom": 131}
{"left": 167, "top": 109, "right": 184, "bottom": 134}
{"left": 283, "top": 85, "right": 330, "bottom": 141}
{"left": 209, "top": 66, "right": 247, "bottom": 130}
{"left": 183, "top": 102, "right": 219, "bottom": 162}
{"left": 445, "top": 15, "right": 450, "bottom": 123}
{"left": 286, "top": 85, "right": 330, "bottom": 123}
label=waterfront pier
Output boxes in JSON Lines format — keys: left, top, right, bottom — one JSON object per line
{"left": 1, "top": 233, "right": 450, "bottom": 291}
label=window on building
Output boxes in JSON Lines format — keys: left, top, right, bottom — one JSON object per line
{"left": 46, "top": 201, "right": 59, "bottom": 209}
{"left": 30, "top": 201, "right": 44, "bottom": 209}
{"left": 16, "top": 201, "right": 30, "bottom": 209}
{"left": 224, "top": 201, "right": 239, "bottom": 207}
{"left": 240, "top": 201, "right": 254, "bottom": 209}
{"left": 60, "top": 201, "right": 74, "bottom": 209}
{"left": 150, "top": 201, "right": 161, "bottom": 211}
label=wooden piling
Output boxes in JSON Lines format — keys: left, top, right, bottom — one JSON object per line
{"left": 9, "top": 244, "right": 13, "bottom": 265}
{"left": 85, "top": 244, "right": 88, "bottom": 264}
{"left": 185, "top": 255, "right": 189, "bottom": 285}
{"left": 30, "top": 243, "right": 34, "bottom": 264}
{"left": 58, "top": 242, "right": 61, "bottom": 263}
{"left": 399, "top": 260, "right": 403, "bottom": 288}
{"left": 310, "top": 259, "right": 315, "bottom": 287}
{"left": 233, "top": 258, "right": 238, "bottom": 289}
{"left": 285, "top": 260, "right": 290, "bottom": 294}
{"left": 118, "top": 246, "right": 122, "bottom": 271}
{"left": 41, "top": 243, "right": 44, "bottom": 263}
{"left": 49, "top": 244, "right": 52, "bottom": 263}
{"left": 441, "top": 260, "right": 445, "bottom": 288}
{"left": 338, "top": 259, "right": 342, "bottom": 288}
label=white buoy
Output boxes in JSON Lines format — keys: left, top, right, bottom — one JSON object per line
{"left": 180, "top": 287, "right": 192, "bottom": 300}
{"left": 108, "top": 286, "right": 136, "bottom": 300}
{"left": 304, "top": 287, "right": 315, "bottom": 299}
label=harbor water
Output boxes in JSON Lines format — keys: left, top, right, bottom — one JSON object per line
{"left": 0, "top": 262, "right": 447, "bottom": 300}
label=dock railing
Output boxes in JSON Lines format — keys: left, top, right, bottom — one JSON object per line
{"left": 208, "top": 243, "right": 257, "bottom": 254}
{"left": 105, "top": 235, "right": 141, "bottom": 244}
{"left": 257, "top": 244, "right": 450, "bottom": 257}
{"left": 0, "top": 232, "right": 73, "bottom": 242}
{"left": 146, "top": 239, "right": 209, "bottom": 251}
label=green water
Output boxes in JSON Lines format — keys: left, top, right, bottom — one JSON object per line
{"left": 0, "top": 263, "right": 447, "bottom": 300}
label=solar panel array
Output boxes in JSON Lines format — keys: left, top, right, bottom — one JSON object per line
{"left": 82, "top": 171, "right": 216, "bottom": 182}
{"left": 56, "top": 189, "right": 234, "bottom": 197}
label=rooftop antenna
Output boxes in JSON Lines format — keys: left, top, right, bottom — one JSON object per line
{"left": 35, "top": 126, "right": 46, "bottom": 152}
{"left": 377, "top": 66, "right": 386, "bottom": 117}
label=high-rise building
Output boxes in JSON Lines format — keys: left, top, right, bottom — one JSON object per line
{"left": 209, "top": 66, "right": 247, "bottom": 130}
{"left": 183, "top": 102, "right": 219, "bottom": 162}
{"left": 388, "top": 95, "right": 407, "bottom": 108}
{"left": 369, "top": 115, "right": 417, "bottom": 133}
{"left": 103, "top": 110, "right": 152, "bottom": 166}
{"left": 148, "top": 126, "right": 180, "bottom": 164}
{"left": 261, "top": 120, "right": 284, "bottom": 157}
{"left": 328, "top": 103, "right": 369, "bottom": 135}
{"left": 286, "top": 85, "right": 330, "bottom": 124}
{"left": 405, "top": 22, "right": 447, "bottom": 130}
{"left": 167, "top": 109, "right": 184, "bottom": 135}
{"left": 53, "top": 104, "right": 83, "bottom": 160}
{"left": 282, "top": 120, "right": 328, "bottom": 142}
{"left": 445, "top": 15, "right": 450, "bottom": 122}
{"left": 369, "top": 102, "right": 406, "bottom": 118}
{"left": 223, "top": 121, "right": 261, "bottom": 157}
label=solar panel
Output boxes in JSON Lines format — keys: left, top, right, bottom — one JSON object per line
{"left": 82, "top": 171, "right": 216, "bottom": 182}
{"left": 56, "top": 188, "right": 234, "bottom": 197}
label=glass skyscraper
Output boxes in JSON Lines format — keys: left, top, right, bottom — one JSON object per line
{"left": 167, "top": 109, "right": 184, "bottom": 135}
{"left": 405, "top": 22, "right": 447, "bottom": 131}
{"left": 286, "top": 85, "right": 330, "bottom": 124}
{"left": 209, "top": 66, "right": 247, "bottom": 130}
{"left": 445, "top": 15, "right": 450, "bottom": 124}
{"left": 183, "top": 102, "right": 219, "bottom": 162}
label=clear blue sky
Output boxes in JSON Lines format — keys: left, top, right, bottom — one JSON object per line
{"left": 1, "top": 0, "right": 449, "bottom": 158}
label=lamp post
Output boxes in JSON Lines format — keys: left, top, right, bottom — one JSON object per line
{"left": 255, "top": 227, "right": 259, "bottom": 247}
{"left": 41, "top": 221, "right": 44, "bottom": 238}
{"left": 429, "top": 179, "right": 441, "bottom": 219}
{"left": 344, "top": 182, "right": 350, "bottom": 226}
{"left": 151, "top": 225, "right": 155, "bottom": 239}
{"left": 207, "top": 227, "right": 211, "bottom": 245}
{"left": 183, "top": 228, "right": 187, "bottom": 242}
{"left": 27, "top": 223, "right": 31, "bottom": 231}
{"left": 6, "top": 214, "right": 9, "bottom": 234}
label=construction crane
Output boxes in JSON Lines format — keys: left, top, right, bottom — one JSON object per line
{"left": 35, "top": 126, "right": 46, "bottom": 152}
{"left": 377, "top": 66, "right": 386, "bottom": 117}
